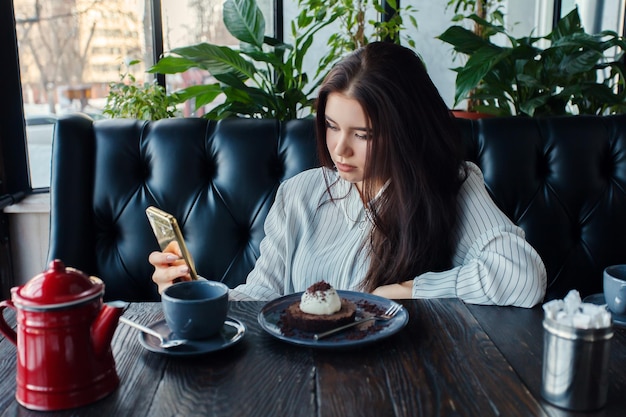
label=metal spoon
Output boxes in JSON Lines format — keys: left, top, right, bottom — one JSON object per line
{"left": 119, "top": 316, "right": 187, "bottom": 349}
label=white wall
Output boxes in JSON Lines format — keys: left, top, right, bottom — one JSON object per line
{"left": 406, "top": 1, "right": 459, "bottom": 109}
{"left": 3, "top": 194, "right": 50, "bottom": 286}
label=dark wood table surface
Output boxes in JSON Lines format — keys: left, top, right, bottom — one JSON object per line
{"left": 0, "top": 299, "right": 624, "bottom": 417}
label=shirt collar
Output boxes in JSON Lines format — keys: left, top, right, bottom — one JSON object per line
{"left": 328, "top": 171, "right": 390, "bottom": 228}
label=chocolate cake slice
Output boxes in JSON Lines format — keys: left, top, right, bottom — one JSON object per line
{"left": 284, "top": 298, "right": 356, "bottom": 333}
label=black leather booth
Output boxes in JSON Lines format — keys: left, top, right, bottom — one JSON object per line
{"left": 48, "top": 114, "right": 626, "bottom": 302}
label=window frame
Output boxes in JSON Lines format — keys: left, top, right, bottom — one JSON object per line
{"left": 0, "top": 0, "right": 285, "bottom": 197}
{"left": 1, "top": 0, "right": 30, "bottom": 202}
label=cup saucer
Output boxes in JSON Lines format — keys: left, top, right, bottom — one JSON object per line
{"left": 137, "top": 317, "right": 246, "bottom": 356}
{"left": 583, "top": 293, "right": 626, "bottom": 327}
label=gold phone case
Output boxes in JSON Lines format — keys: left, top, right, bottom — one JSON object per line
{"left": 145, "top": 206, "right": 198, "bottom": 280}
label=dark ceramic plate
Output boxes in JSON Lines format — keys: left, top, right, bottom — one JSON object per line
{"left": 138, "top": 317, "right": 245, "bottom": 356}
{"left": 257, "top": 290, "right": 408, "bottom": 349}
{"left": 583, "top": 293, "right": 626, "bottom": 327}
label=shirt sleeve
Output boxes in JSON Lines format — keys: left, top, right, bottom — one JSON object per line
{"left": 230, "top": 181, "right": 289, "bottom": 301}
{"left": 412, "top": 164, "right": 547, "bottom": 308}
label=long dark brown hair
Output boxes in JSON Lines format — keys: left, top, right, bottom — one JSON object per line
{"left": 315, "top": 42, "right": 467, "bottom": 292}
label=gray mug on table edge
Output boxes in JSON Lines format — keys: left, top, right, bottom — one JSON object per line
{"left": 604, "top": 265, "right": 626, "bottom": 316}
{"left": 162, "top": 280, "right": 229, "bottom": 340}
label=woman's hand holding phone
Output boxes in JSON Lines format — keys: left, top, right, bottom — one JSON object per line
{"left": 149, "top": 241, "right": 192, "bottom": 294}
{"left": 146, "top": 206, "right": 198, "bottom": 293}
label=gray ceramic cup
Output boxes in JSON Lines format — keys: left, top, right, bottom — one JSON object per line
{"left": 603, "top": 265, "right": 626, "bottom": 316}
{"left": 162, "top": 280, "right": 229, "bottom": 340}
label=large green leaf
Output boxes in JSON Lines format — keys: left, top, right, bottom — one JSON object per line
{"left": 559, "top": 49, "right": 603, "bottom": 74}
{"left": 147, "top": 56, "right": 199, "bottom": 74}
{"left": 221, "top": 85, "right": 254, "bottom": 104}
{"left": 173, "top": 84, "right": 222, "bottom": 100}
{"left": 173, "top": 84, "right": 225, "bottom": 110}
{"left": 169, "top": 43, "right": 256, "bottom": 80}
{"left": 551, "top": 8, "right": 583, "bottom": 41}
{"left": 552, "top": 33, "right": 610, "bottom": 52}
{"left": 455, "top": 45, "right": 507, "bottom": 104}
{"left": 213, "top": 72, "right": 250, "bottom": 90}
{"left": 242, "top": 48, "right": 283, "bottom": 68}
{"left": 205, "top": 102, "right": 239, "bottom": 119}
{"left": 223, "top": 0, "right": 265, "bottom": 48}
{"left": 437, "top": 25, "right": 485, "bottom": 55}
{"left": 519, "top": 94, "right": 551, "bottom": 116}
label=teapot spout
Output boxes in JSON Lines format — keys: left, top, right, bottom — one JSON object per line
{"left": 91, "top": 301, "right": 128, "bottom": 358}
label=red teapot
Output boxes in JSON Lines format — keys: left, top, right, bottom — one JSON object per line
{"left": 0, "top": 259, "right": 126, "bottom": 411}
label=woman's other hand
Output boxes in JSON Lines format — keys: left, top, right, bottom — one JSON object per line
{"left": 372, "top": 280, "right": 413, "bottom": 299}
{"left": 149, "top": 241, "right": 191, "bottom": 294}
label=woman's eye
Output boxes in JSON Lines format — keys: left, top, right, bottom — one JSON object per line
{"left": 325, "top": 122, "right": 339, "bottom": 131}
{"left": 355, "top": 132, "right": 370, "bottom": 140}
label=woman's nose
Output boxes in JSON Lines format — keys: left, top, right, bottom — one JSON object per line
{"left": 334, "top": 135, "right": 352, "bottom": 157}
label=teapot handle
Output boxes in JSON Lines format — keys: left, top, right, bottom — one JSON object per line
{"left": 0, "top": 300, "right": 17, "bottom": 345}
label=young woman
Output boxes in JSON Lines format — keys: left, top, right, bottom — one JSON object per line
{"left": 150, "top": 42, "right": 546, "bottom": 307}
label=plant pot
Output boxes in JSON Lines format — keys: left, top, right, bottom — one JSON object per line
{"left": 451, "top": 110, "right": 494, "bottom": 120}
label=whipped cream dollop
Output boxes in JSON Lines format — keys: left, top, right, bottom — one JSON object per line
{"left": 300, "top": 281, "right": 341, "bottom": 315}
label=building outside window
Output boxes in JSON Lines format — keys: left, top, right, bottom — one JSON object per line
{"left": 13, "top": 0, "right": 272, "bottom": 189}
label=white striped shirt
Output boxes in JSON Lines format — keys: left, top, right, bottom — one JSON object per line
{"left": 231, "top": 162, "right": 546, "bottom": 307}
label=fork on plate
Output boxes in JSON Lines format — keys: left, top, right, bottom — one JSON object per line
{"left": 313, "top": 303, "right": 402, "bottom": 340}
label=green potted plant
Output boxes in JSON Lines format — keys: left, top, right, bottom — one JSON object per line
{"left": 149, "top": 0, "right": 340, "bottom": 120}
{"left": 438, "top": 7, "right": 626, "bottom": 117}
{"left": 297, "top": 0, "right": 419, "bottom": 80}
{"left": 149, "top": 0, "right": 418, "bottom": 120}
{"left": 443, "top": 0, "right": 504, "bottom": 118}
{"left": 103, "top": 60, "right": 178, "bottom": 120}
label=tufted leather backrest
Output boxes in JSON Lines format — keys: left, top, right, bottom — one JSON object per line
{"left": 49, "top": 115, "right": 318, "bottom": 301}
{"left": 48, "top": 114, "right": 626, "bottom": 302}
{"left": 456, "top": 115, "right": 626, "bottom": 300}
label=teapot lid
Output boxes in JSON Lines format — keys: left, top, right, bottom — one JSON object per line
{"left": 13, "top": 259, "right": 104, "bottom": 310}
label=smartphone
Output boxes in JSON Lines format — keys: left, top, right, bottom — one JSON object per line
{"left": 145, "top": 206, "right": 198, "bottom": 281}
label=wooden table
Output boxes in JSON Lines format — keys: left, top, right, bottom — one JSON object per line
{"left": 0, "top": 299, "right": 624, "bottom": 416}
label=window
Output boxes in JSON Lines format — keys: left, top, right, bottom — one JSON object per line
{"left": 13, "top": 0, "right": 156, "bottom": 189}
{"left": 5, "top": 1, "right": 626, "bottom": 192}
{"left": 7, "top": 0, "right": 275, "bottom": 191}
{"left": 160, "top": 0, "right": 274, "bottom": 117}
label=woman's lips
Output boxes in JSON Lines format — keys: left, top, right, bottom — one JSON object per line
{"left": 335, "top": 162, "right": 356, "bottom": 173}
